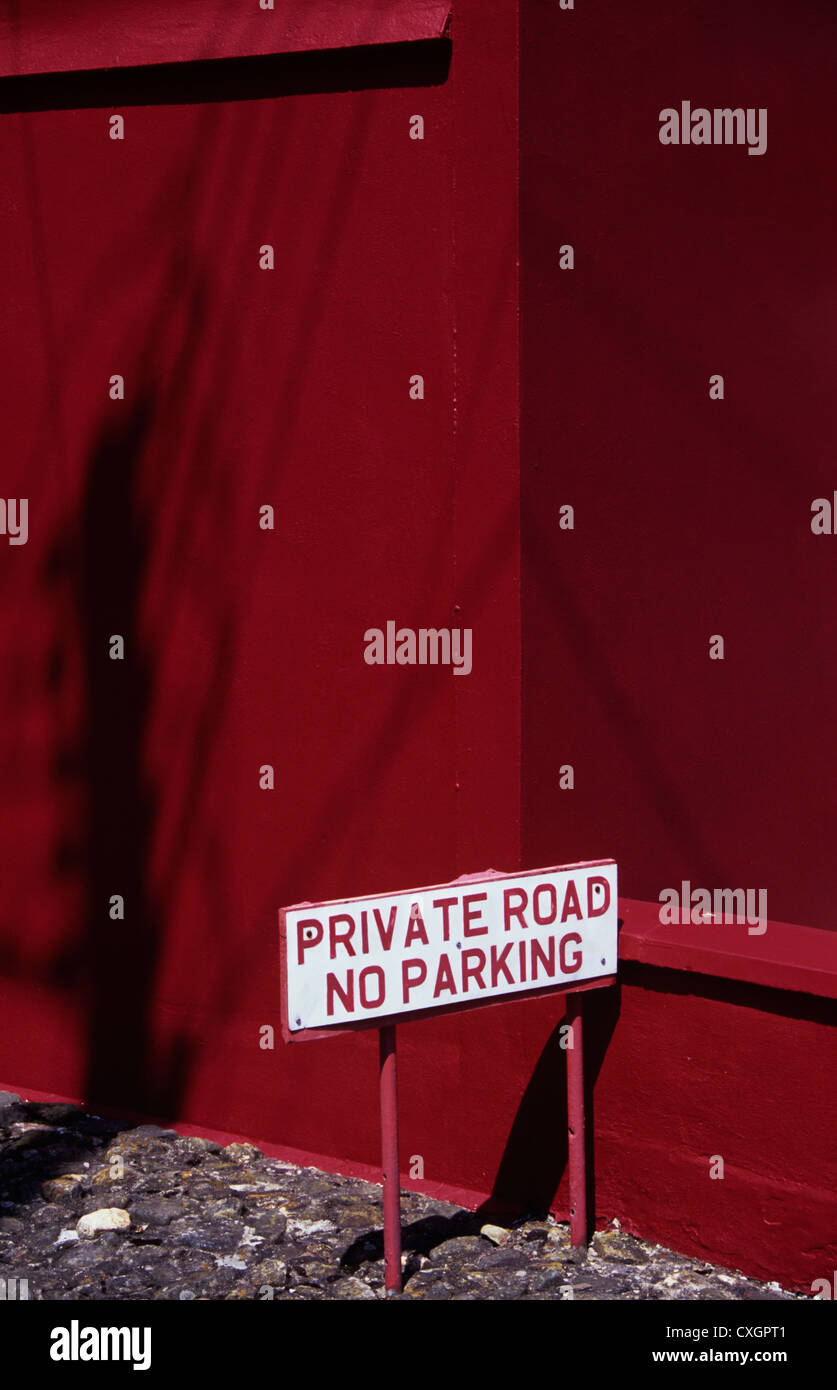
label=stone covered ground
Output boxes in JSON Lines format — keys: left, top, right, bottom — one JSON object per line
{"left": 0, "top": 1092, "right": 805, "bottom": 1301}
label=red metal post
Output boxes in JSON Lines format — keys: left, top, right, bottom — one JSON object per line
{"left": 379, "top": 1023, "right": 402, "bottom": 1295}
{"left": 566, "top": 993, "right": 588, "bottom": 1248}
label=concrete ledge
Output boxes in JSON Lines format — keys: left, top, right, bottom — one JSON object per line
{"left": 0, "top": 1, "right": 452, "bottom": 78}
{"left": 618, "top": 897, "right": 837, "bottom": 1001}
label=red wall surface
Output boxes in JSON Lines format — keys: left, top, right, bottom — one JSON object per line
{"left": 520, "top": 0, "right": 837, "bottom": 1290}
{"left": 0, "top": 0, "right": 521, "bottom": 1220}
{"left": 521, "top": 0, "right": 837, "bottom": 932}
{"left": 0, "top": 0, "right": 835, "bottom": 1294}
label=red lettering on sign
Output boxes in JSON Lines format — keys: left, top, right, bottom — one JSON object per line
{"left": 402, "top": 957, "right": 427, "bottom": 1002}
{"left": 285, "top": 861, "right": 615, "bottom": 1033}
{"left": 463, "top": 892, "right": 488, "bottom": 936}
{"left": 296, "top": 918, "right": 323, "bottom": 965}
{"left": 326, "top": 971, "right": 353, "bottom": 1016}
{"left": 359, "top": 966, "right": 386, "bottom": 1009}
{"left": 560, "top": 932, "right": 583, "bottom": 973}
{"left": 531, "top": 935, "right": 556, "bottom": 980}
{"left": 490, "top": 942, "right": 514, "bottom": 986}
{"left": 561, "top": 880, "right": 583, "bottom": 922}
{"left": 533, "top": 883, "right": 557, "bottom": 925}
{"left": 373, "top": 906, "right": 398, "bottom": 950}
{"left": 404, "top": 904, "right": 429, "bottom": 947}
{"left": 329, "top": 913, "right": 355, "bottom": 959}
{"left": 433, "top": 954, "right": 457, "bottom": 998}
{"left": 587, "top": 876, "right": 610, "bottom": 918}
{"left": 461, "top": 948, "right": 486, "bottom": 991}
{"left": 504, "top": 887, "right": 528, "bottom": 930}
{"left": 432, "top": 896, "right": 458, "bottom": 941}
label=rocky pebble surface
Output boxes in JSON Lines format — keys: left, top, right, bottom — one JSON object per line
{"left": 0, "top": 1091, "right": 806, "bottom": 1301}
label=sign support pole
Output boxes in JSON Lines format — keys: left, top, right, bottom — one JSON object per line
{"left": 379, "top": 1023, "right": 402, "bottom": 1296}
{"left": 566, "top": 993, "right": 588, "bottom": 1247}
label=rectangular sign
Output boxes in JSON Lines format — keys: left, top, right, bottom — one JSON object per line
{"left": 280, "top": 860, "right": 617, "bottom": 1037}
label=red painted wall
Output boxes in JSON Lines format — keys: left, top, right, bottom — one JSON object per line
{"left": 521, "top": 0, "right": 837, "bottom": 929}
{"left": 0, "top": 0, "right": 521, "bottom": 1213}
{"left": 520, "top": 0, "right": 837, "bottom": 1289}
{"left": 0, "top": 0, "right": 834, "bottom": 1294}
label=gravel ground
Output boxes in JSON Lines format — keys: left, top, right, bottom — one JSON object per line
{"left": 0, "top": 1091, "right": 806, "bottom": 1301}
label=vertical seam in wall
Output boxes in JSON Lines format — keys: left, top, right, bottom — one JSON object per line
{"left": 451, "top": 21, "right": 461, "bottom": 872}
{"left": 515, "top": 0, "right": 522, "bottom": 870}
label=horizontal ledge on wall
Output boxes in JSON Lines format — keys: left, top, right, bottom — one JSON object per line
{"left": 618, "top": 898, "right": 837, "bottom": 1001}
{"left": 0, "top": 1, "right": 452, "bottom": 78}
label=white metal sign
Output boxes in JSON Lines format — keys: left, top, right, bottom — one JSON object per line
{"left": 281, "top": 860, "right": 617, "bottom": 1034}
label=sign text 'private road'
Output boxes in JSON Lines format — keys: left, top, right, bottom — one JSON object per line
{"left": 281, "top": 860, "right": 617, "bottom": 1034}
